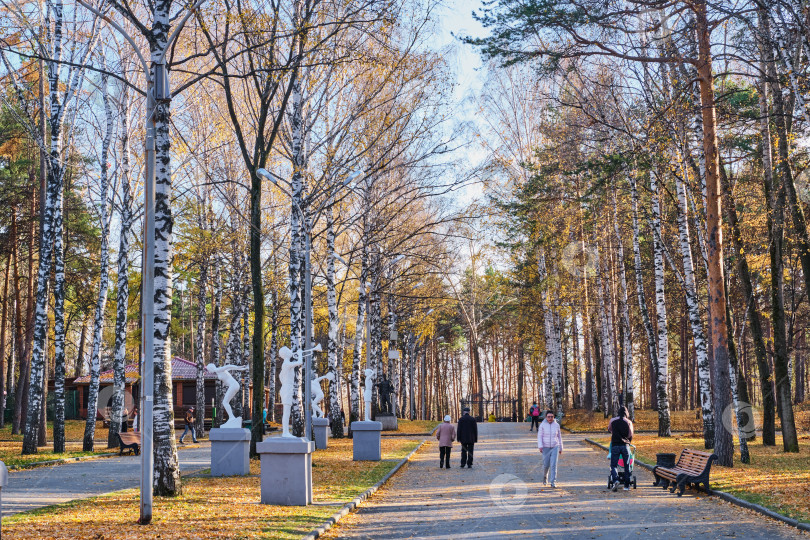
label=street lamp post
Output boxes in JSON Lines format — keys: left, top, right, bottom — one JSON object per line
{"left": 76, "top": 2, "right": 204, "bottom": 524}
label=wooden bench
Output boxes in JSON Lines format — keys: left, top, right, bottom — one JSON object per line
{"left": 117, "top": 432, "right": 141, "bottom": 456}
{"left": 653, "top": 448, "right": 717, "bottom": 496}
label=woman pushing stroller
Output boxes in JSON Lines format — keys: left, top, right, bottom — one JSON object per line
{"left": 608, "top": 406, "right": 634, "bottom": 491}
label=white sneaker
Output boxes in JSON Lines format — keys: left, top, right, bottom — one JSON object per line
{"left": 623, "top": 487, "right": 630, "bottom": 491}
{"left": 551, "top": 482, "right": 557, "bottom": 488}
{"left": 611, "top": 483, "right": 618, "bottom": 492}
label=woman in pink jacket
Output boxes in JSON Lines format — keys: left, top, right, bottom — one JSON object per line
{"left": 436, "top": 415, "right": 456, "bottom": 468}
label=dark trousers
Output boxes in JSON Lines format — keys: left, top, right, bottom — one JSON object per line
{"left": 610, "top": 444, "right": 630, "bottom": 487}
{"left": 439, "top": 446, "right": 451, "bottom": 468}
{"left": 530, "top": 416, "right": 540, "bottom": 431}
{"left": 460, "top": 443, "right": 474, "bottom": 467}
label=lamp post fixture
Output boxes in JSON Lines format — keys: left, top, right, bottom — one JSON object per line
{"left": 257, "top": 168, "right": 359, "bottom": 439}
{"left": 76, "top": 1, "right": 205, "bottom": 523}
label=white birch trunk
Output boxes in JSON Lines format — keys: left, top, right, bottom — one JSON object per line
{"left": 612, "top": 195, "right": 634, "bottom": 418}
{"left": 675, "top": 169, "right": 714, "bottom": 446}
{"left": 288, "top": 73, "right": 306, "bottom": 437}
{"left": 537, "top": 250, "right": 563, "bottom": 416}
{"left": 266, "top": 291, "right": 279, "bottom": 423}
{"left": 350, "top": 244, "right": 369, "bottom": 425}
{"left": 150, "top": 16, "right": 181, "bottom": 492}
{"left": 650, "top": 172, "right": 672, "bottom": 436}
{"left": 593, "top": 239, "right": 617, "bottom": 417}
{"left": 326, "top": 205, "right": 343, "bottom": 436}
{"left": 52, "top": 176, "right": 66, "bottom": 453}
{"left": 109, "top": 90, "right": 132, "bottom": 448}
{"left": 83, "top": 64, "right": 114, "bottom": 451}
{"left": 629, "top": 173, "right": 660, "bottom": 412}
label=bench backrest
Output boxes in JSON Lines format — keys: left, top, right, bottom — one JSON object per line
{"left": 119, "top": 432, "right": 141, "bottom": 444}
{"left": 676, "top": 449, "right": 715, "bottom": 470}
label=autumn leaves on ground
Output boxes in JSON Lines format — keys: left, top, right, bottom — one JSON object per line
{"left": 3, "top": 437, "right": 422, "bottom": 540}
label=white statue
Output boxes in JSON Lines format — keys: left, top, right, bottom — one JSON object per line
{"left": 206, "top": 363, "right": 249, "bottom": 429}
{"left": 311, "top": 372, "right": 335, "bottom": 419}
{"left": 278, "top": 343, "right": 323, "bottom": 437}
{"left": 363, "top": 368, "right": 376, "bottom": 421}
{"left": 278, "top": 347, "right": 302, "bottom": 438}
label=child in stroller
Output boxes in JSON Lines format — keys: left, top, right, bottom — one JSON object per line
{"left": 607, "top": 443, "right": 637, "bottom": 490}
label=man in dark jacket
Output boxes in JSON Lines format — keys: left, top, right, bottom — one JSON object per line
{"left": 457, "top": 407, "right": 478, "bottom": 468}
{"left": 607, "top": 406, "right": 634, "bottom": 491}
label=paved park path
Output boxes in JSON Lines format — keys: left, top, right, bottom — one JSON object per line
{"left": 327, "top": 423, "right": 804, "bottom": 539}
{"left": 2, "top": 442, "right": 211, "bottom": 516}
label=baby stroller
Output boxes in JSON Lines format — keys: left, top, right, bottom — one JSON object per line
{"left": 607, "top": 444, "right": 637, "bottom": 490}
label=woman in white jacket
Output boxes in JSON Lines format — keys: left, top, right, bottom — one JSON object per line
{"left": 537, "top": 411, "right": 563, "bottom": 487}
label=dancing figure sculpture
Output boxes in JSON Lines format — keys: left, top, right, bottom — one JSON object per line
{"left": 206, "top": 363, "right": 249, "bottom": 429}
{"left": 310, "top": 372, "right": 335, "bottom": 419}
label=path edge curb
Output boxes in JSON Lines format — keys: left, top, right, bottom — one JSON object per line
{"left": 582, "top": 438, "right": 810, "bottom": 533}
{"left": 302, "top": 438, "right": 427, "bottom": 540}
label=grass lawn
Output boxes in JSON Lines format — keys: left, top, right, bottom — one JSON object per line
{"left": 563, "top": 403, "right": 810, "bottom": 434}
{"left": 593, "top": 433, "right": 810, "bottom": 524}
{"left": 395, "top": 419, "right": 439, "bottom": 434}
{"left": 562, "top": 408, "right": 705, "bottom": 432}
{"left": 0, "top": 421, "right": 120, "bottom": 468}
{"left": 3, "top": 437, "right": 422, "bottom": 540}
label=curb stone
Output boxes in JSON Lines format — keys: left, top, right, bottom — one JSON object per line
{"left": 583, "top": 438, "right": 810, "bottom": 533}
{"left": 302, "top": 439, "right": 427, "bottom": 540}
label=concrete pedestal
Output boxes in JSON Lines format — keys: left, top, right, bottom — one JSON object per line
{"left": 313, "top": 417, "right": 329, "bottom": 449}
{"left": 376, "top": 413, "right": 398, "bottom": 431}
{"left": 257, "top": 437, "right": 314, "bottom": 506}
{"left": 351, "top": 421, "right": 382, "bottom": 461}
{"left": 210, "top": 428, "right": 250, "bottom": 477}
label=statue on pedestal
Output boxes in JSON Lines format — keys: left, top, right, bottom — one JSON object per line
{"left": 278, "top": 343, "right": 323, "bottom": 437}
{"left": 376, "top": 375, "right": 394, "bottom": 415}
{"left": 311, "top": 372, "right": 335, "bottom": 419}
{"left": 206, "top": 363, "right": 249, "bottom": 429}
{"left": 278, "top": 346, "right": 303, "bottom": 437}
{"left": 363, "top": 368, "right": 376, "bottom": 421}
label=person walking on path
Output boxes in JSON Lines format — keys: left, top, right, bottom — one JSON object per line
{"left": 537, "top": 410, "right": 563, "bottom": 487}
{"left": 529, "top": 402, "right": 541, "bottom": 431}
{"left": 179, "top": 406, "right": 199, "bottom": 444}
{"left": 457, "top": 407, "right": 478, "bottom": 468}
{"left": 436, "top": 415, "right": 456, "bottom": 469}
{"left": 608, "top": 406, "right": 634, "bottom": 491}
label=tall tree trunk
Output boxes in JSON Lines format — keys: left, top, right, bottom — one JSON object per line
{"left": 721, "top": 152, "right": 774, "bottom": 445}
{"left": 629, "top": 173, "right": 659, "bottom": 416}
{"left": 212, "top": 263, "right": 223, "bottom": 426}
{"left": 593, "top": 240, "right": 617, "bottom": 417}
{"left": 757, "top": 4, "right": 800, "bottom": 452}
{"left": 612, "top": 194, "right": 635, "bottom": 419}
{"left": 650, "top": 171, "right": 671, "bottom": 436}
{"left": 108, "top": 90, "right": 132, "bottom": 449}
{"left": 726, "top": 282, "right": 750, "bottom": 463}
{"left": 326, "top": 206, "right": 342, "bottom": 437}
{"left": 674, "top": 169, "right": 714, "bottom": 447}
{"left": 52, "top": 178, "right": 66, "bottom": 452}
{"left": 695, "top": 0, "right": 734, "bottom": 465}
{"left": 194, "top": 258, "right": 207, "bottom": 438}
{"left": 266, "top": 291, "right": 278, "bottom": 422}
{"left": 82, "top": 65, "right": 113, "bottom": 452}
{"left": 0, "top": 256, "right": 8, "bottom": 429}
